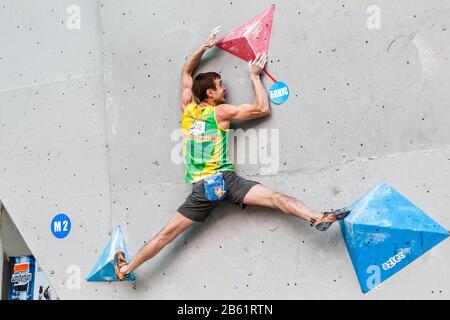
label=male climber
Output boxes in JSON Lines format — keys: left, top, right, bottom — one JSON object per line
{"left": 114, "top": 26, "right": 349, "bottom": 280}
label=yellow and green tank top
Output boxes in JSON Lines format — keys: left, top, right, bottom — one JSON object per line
{"left": 181, "top": 102, "right": 234, "bottom": 183}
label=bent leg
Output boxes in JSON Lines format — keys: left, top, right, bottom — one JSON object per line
{"left": 243, "top": 184, "right": 322, "bottom": 224}
{"left": 121, "top": 212, "right": 195, "bottom": 275}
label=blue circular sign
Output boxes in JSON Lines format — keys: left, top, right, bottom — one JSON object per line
{"left": 269, "top": 82, "right": 290, "bottom": 105}
{"left": 51, "top": 213, "right": 71, "bottom": 239}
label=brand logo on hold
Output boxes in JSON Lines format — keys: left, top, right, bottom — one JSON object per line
{"left": 269, "top": 82, "right": 289, "bottom": 105}
{"left": 382, "top": 251, "right": 406, "bottom": 270}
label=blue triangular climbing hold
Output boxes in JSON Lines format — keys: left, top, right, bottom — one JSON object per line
{"left": 86, "top": 226, "right": 135, "bottom": 282}
{"left": 340, "top": 183, "right": 449, "bottom": 293}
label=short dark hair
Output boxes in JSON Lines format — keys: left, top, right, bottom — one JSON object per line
{"left": 192, "top": 72, "right": 221, "bottom": 102}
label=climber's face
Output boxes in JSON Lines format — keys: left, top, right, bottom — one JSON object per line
{"left": 207, "top": 78, "right": 227, "bottom": 105}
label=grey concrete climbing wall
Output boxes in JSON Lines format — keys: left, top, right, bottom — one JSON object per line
{"left": 1, "top": 0, "right": 449, "bottom": 299}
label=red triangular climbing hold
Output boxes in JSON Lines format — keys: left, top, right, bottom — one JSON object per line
{"left": 216, "top": 4, "right": 275, "bottom": 62}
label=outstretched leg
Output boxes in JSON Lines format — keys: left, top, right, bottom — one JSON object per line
{"left": 117, "top": 212, "right": 195, "bottom": 278}
{"left": 243, "top": 184, "right": 349, "bottom": 231}
{"left": 243, "top": 184, "right": 321, "bottom": 222}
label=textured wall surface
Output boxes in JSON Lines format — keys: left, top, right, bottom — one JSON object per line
{"left": 0, "top": 207, "right": 32, "bottom": 258}
{"left": 1, "top": 0, "right": 449, "bottom": 299}
{"left": 0, "top": 206, "right": 32, "bottom": 299}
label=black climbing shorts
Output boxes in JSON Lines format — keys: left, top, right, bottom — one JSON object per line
{"left": 177, "top": 171, "right": 261, "bottom": 222}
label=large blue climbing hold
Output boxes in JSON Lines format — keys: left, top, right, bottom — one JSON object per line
{"left": 340, "top": 183, "right": 449, "bottom": 293}
{"left": 86, "top": 226, "right": 135, "bottom": 282}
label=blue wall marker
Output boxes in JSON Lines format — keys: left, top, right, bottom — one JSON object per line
{"left": 51, "top": 213, "right": 71, "bottom": 239}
